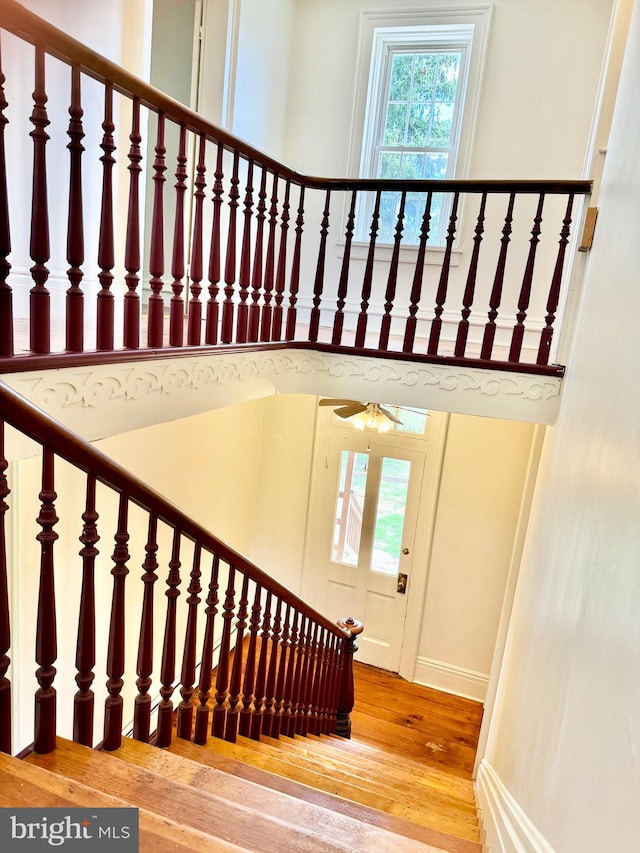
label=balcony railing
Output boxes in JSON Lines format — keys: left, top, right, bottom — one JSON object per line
{"left": 0, "top": 0, "right": 590, "bottom": 376}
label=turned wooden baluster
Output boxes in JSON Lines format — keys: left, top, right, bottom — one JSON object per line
{"left": 327, "top": 633, "right": 342, "bottom": 733}
{"left": 0, "top": 422, "right": 11, "bottom": 753}
{"left": 205, "top": 143, "right": 224, "bottom": 344}
{"left": 123, "top": 98, "right": 142, "bottom": 349}
{"left": 73, "top": 474, "right": 99, "bottom": 747}
{"left": 236, "top": 160, "right": 254, "bottom": 343}
{"left": 403, "top": 192, "right": 433, "bottom": 353}
{"left": 292, "top": 616, "right": 311, "bottom": 735}
{"left": 103, "top": 494, "right": 130, "bottom": 751}
{"left": 65, "top": 66, "right": 84, "bottom": 353}
{"left": 260, "top": 173, "right": 278, "bottom": 342}
{"left": 34, "top": 448, "right": 58, "bottom": 753}
{"left": 272, "top": 180, "right": 291, "bottom": 341}
{"left": 221, "top": 151, "right": 240, "bottom": 343}
{"left": 249, "top": 589, "right": 271, "bottom": 740}
{"left": 156, "top": 529, "right": 182, "bottom": 748}
{"left": 537, "top": 194, "right": 574, "bottom": 365}
{"left": 481, "top": 193, "right": 516, "bottom": 360}
{"left": 225, "top": 574, "right": 249, "bottom": 742}
{"left": 0, "top": 40, "right": 13, "bottom": 358}
{"left": 335, "top": 617, "right": 363, "bottom": 738}
{"left": 322, "top": 634, "right": 339, "bottom": 734}
{"left": 427, "top": 193, "right": 459, "bottom": 356}
{"left": 177, "top": 543, "right": 202, "bottom": 740}
{"left": 306, "top": 623, "right": 322, "bottom": 735}
{"left": 312, "top": 628, "right": 328, "bottom": 735}
{"left": 355, "top": 191, "right": 381, "bottom": 347}
{"left": 187, "top": 135, "right": 206, "bottom": 345}
{"left": 239, "top": 583, "right": 262, "bottom": 737}
{"left": 248, "top": 169, "right": 267, "bottom": 342}
{"left": 133, "top": 514, "right": 158, "bottom": 743}
{"left": 29, "top": 47, "right": 51, "bottom": 355}
{"left": 280, "top": 609, "right": 299, "bottom": 737}
{"left": 147, "top": 112, "right": 167, "bottom": 348}
{"left": 193, "top": 554, "right": 219, "bottom": 745}
{"left": 332, "top": 190, "right": 357, "bottom": 345}
{"left": 262, "top": 598, "right": 282, "bottom": 738}
{"left": 308, "top": 190, "right": 331, "bottom": 342}
{"left": 285, "top": 187, "right": 305, "bottom": 341}
{"left": 97, "top": 83, "right": 116, "bottom": 350}
{"left": 454, "top": 193, "right": 488, "bottom": 357}
{"left": 169, "top": 124, "right": 188, "bottom": 347}
{"left": 509, "top": 194, "right": 545, "bottom": 362}
{"left": 302, "top": 622, "right": 320, "bottom": 736}
{"left": 212, "top": 564, "right": 235, "bottom": 738}
{"left": 379, "top": 191, "right": 407, "bottom": 350}
{"left": 271, "top": 603, "right": 291, "bottom": 739}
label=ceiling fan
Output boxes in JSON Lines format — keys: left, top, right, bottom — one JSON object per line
{"left": 318, "top": 398, "right": 404, "bottom": 432}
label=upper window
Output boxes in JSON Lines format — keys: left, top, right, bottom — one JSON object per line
{"left": 351, "top": 8, "right": 492, "bottom": 245}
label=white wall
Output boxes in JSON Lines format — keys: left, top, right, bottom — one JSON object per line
{"left": 477, "top": 1, "right": 640, "bottom": 849}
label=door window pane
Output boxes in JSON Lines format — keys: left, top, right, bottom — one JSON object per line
{"left": 332, "top": 451, "right": 368, "bottom": 565}
{"left": 371, "top": 458, "right": 411, "bottom": 575}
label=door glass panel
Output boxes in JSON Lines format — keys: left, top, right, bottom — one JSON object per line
{"left": 332, "top": 451, "right": 368, "bottom": 565}
{"left": 371, "top": 457, "right": 411, "bottom": 575}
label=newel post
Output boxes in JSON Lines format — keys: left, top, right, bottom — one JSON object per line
{"left": 335, "top": 617, "right": 363, "bottom": 739}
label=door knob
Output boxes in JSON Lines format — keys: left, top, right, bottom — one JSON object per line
{"left": 397, "top": 573, "right": 408, "bottom": 594}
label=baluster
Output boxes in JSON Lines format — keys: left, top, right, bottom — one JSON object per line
{"left": 262, "top": 598, "right": 282, "bottom": 738}
{"left": 103, "top": 494, "right": 130, "bottom": 751}
{"left": 212, "top": 564, "right": 235, "bottom": 739}
{"left": 34, "top": 448, "right": 58, "bottom": 753}
{"left": 355, "top": 191, "right": 381, "bottom": 347}
{"left": 403, "top": 192, "right": 433, "bottom": 353}
{"left": 0, "top": 40, "right": 12, "bottom": 358}
{"left": 427, "top": 192, "right": 460, "bottom": 356}
{"left": 455, "top": 193, "right": 488, "bottom": 357}
{"left": 293, "top": 617, "right": 311, "bottom": 735}
{"left": 537, "top": 194, "right": 574, "bottom": 365}
{"left": 379, "top": 190, "right": 406, "bottom": 350}
{"left": 225, "top": 574, "right": 249, "bottom": 742}
{"left": 509, "top": 194, "right": 545, "bottom": 362}
{"left": 328, "top": 634, "right": 343, "bottom": 733}
{"left": 177, "top": 543, "right": 202, "bottom": 740}
{"left": 308, "top": 190, "right": 331, "bottom": 342}
{"left": 73, "top": 475, "right": 99, "bottom": 747}
{"left": 249, "top": 590, "right": 271, "bottom": 740}
{"left": 332, "top": 190, "right": 357, "bottom": 345}
{"left": 187, "top": 135, "right": 206, "bottom": 345}
{"left": 236, "top": 160, "right": 254, "bottom": 343}
{"left": 322, "top": 634, "right": 338, "bottom": 735}
{"left": 0, "top": 422, "right": 11, "bottom": 753}
{"left": 303, "top": 623, "right": 321, "bottom": 736}
{"left": 97, "top": 83, "right": 116, "bottom": 350}
{"left": 29, "top": 47, "right": 51, "bottom": 355}
{"left": 123, "top": 98, "right": 142, "bottom": 348}
{"left": 481, "top": 193, "right": 516, "bottom": 360}
{"left": 271, "top": 603, "right": 291, "bottom": 739}
{"left": 147, "top": 113, "right": 167, "bottom": 348}
{"left": 65, "top": 66, "right": 84, "bottom": 353}
{"left": 272, "top": 180, "right": 291, "bottom": 341}
{"left": 248, "top": 169, "right": 267, "bottom": 342}
{"left": 312, "top": 629, "right": 328, "bottom": 735}
{"left": 260, "top": 173, "right": 278, "bottom": 342}
{"left": 194, "top": 554, "right": 219, "bottom": 745}
{"left": 221, "top": 151, "right": 240, "bottom": 343}
{"left": 335, "top": 617, "right": 363, "bottom": 738}
{"left": 156, "top": 529, "right": 182, "bottom": 748}
{"left": 239, "top": 583, "right": 262, "bottom": 737}
{"left": 169, "top": 124, "right": 188, "bottom": 347}
{"left": 285, "top": 187, "right": 305, "bottom": 341}
{"left": 205, "top": 143, "right": 224, "bottom": 344}
{"left": 281, "top": 610, "right": 299, "bottom": 738}
{"left": 133, "top": 514, "right": 158, "bottom": 743}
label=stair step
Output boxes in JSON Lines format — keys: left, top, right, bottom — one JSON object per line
{"left": 0, "top": 751, "right": 248, "bottom": 852}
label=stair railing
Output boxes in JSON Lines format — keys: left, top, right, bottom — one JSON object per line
{"left": 0, "top": 380, "right": 358, "bottom": 755}
{"left": 0, "top": 0, "right": 590, "bottom": 375}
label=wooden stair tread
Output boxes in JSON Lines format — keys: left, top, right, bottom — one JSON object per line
{"left": 0, "top": 751, "right": 248, "bottom": 852}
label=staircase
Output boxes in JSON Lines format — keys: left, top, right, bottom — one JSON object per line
{"left": 0, "top": 664, "right": 482, "bottom": 853}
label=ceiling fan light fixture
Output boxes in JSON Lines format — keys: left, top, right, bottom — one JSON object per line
{"left": 351, "top": 404, "right": 394, "bottom": 433}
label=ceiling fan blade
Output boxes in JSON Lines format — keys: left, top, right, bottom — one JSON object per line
{"left": 335, "top": 403, "right": 368, "bottom": 419}
{"left": 318, "top": 398, "right": 361, "bottom": 407}
{"left": 379, "top": 405, "right": 403, "bottom": 425}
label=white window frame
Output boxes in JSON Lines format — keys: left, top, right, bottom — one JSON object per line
{"left": 347, "top": 5, "right": 492, "bottom": 249}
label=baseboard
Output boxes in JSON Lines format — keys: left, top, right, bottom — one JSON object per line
{"left": 476, "top": 760, "right": 556, "bottom": 853}
{"left": 413, "top": 656, "right": 488, "bottom": 702}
